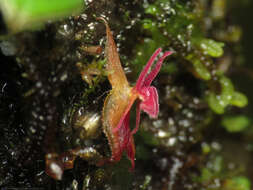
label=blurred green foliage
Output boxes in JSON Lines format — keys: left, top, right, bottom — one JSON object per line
{"left": 206, "top": 75, "right": 248, "bottom": 114}
{"left": 221, "top": 115, "right": 250, "bottom": 132}
{"left": 223, "top": 176, "right": 251, "bottom": 190}
{"left": 196, "top": 39, "right": 224, "bottom": 58}
{"left": 0, "top": 0, "right": 84, "bottom": 33}
{"left": 194, "top": 152, "right": 251, "bottom": 190}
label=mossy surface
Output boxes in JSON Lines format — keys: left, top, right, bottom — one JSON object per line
{"left": 0, "top": 0, "right": 252, "bottom": 189}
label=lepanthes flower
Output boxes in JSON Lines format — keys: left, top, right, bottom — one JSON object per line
{"left": 99, "top": 18, "right": 172, "bottom": 169}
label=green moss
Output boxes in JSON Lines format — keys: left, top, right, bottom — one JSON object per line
{"left": 141, "top": 0, "right": 226, "bottom": 84}
{"left": 140, "top": 175, "right": 152, "bottom": 190}
{"left": 222, "top": 115, "right": 250, "bottom": 132}
{"left": 224, "top": 176, "right": 251, "bottom": 190}
{"left": 195, "top": 155, "right": 224, "bottom": 183}
{"left": 219, "top": 75, "right": 234, "bottom": 104}
{"left": 230, "top": 92, "right": 248, "bottom": 107}
{"left": 197, "top": 39, "right": 224, "bottom": 58}
{"left": 145, "top": 5, "right": 160, "bottom": 15}
{"left": 207, "top": 92, "right": 226, "bottom": 114}
{"left": 186, "top": 54, "right": 211, "bottom": 80}
{"left": 192, "top": 60, "right": 211, "bottom": 80}
{"left": 193, "top": 151, "right": 251, "bottom": 190}
{"left": 201, "top": 143, "right": 211, "bottom": 154}
{"left": 206, "top": 75, "right": 248, "bottom": 114}
{"left": 79, "top": 59, "right": 106, "bottom": 104}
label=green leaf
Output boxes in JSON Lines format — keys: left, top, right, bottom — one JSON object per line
{"left": 206, "top": 92, "right": 225, "bottom": 114}
{"left": 222, "top": 115, "right": 250, "bottom": 132}
{"left": 230, "top": 91, "right": 248, "bottom": 107}
{"left": 206, "top": 75, "right": 247, "bottom": 114}
{"left": 186, "top": 54, "right": 211, "bottom": 80}
{"left": 142, "top": 19, "right": 153, "bottom": 30}
{"left": 145, "top": 5, "right": 159, "bottom": 15}
{"left": 192, "top": 59, "right": 211, "bottom": 80}
{"left": 0, "top": 0, "right": 84, "bottom": 32}
{"left": 219, "top": 75, "right": 234, "bottom": 106}
{"left": 200, "top": 168, "right": 213, "bottom": 182}
{"left": 199, "top": 39, "right": 224, "bottom": 57}
{"left": 224, "top": 176, "right": 251, "bottom": 190}
{"left": 206, "top": 76, "right": 234, "bottom": 114}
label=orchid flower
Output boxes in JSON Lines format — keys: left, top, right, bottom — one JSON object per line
{"left": 99, "top": 18, "right": 172, "bottom": 169}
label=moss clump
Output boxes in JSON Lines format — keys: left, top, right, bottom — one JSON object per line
{"left": 221, "top": 115, "right": 250, "bottom": 132}
{"left": 206, "top": 75, "right": 248, "bottom": 114}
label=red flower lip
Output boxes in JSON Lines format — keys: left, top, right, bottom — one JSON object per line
{"left": 113, "top": 48, "right": 172, "bottom": 135}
